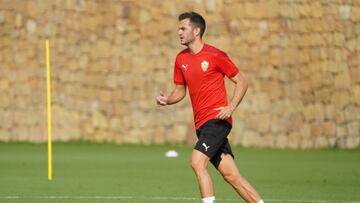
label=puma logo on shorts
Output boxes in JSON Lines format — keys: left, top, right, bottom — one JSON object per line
{"left": 194, "top": 119, "right": 234, "bottom": 168}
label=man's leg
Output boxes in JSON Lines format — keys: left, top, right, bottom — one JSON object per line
{"left": 217, "top": 153, "right": 262, "bottom": 203}
{"left": 191, "top": 149, "right": 215, "bottom": 199}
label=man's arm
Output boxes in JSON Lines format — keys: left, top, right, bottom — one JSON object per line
{"left": 214, "top": 72, "right": 248, "bottom": 119}
{"left": 156, "top": 85, "right": 186, "bottom": 106}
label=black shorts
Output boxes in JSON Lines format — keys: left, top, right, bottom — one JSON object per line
{"left": 194, "top": 119, "right": 234, "bottom": 169}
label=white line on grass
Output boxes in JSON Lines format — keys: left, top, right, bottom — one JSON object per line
{"left": 0, "top": 196, "right": 20, "bottom": 199}
{"left": 267, "top": 200, "right": 360, "bottom": 203}
{"left": 0, "top": 196, "right": 359, "bottom": 203}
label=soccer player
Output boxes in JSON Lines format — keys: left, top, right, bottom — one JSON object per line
{"left": 156, "top": 12, "right": 264, "bottom": 203}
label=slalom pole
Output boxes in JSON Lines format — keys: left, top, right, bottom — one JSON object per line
{"left": 45, "top": 39, "right": 53, "bottom": 181}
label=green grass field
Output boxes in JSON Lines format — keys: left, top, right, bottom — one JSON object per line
{"left": 0, "top": 142, "right": 359, "bottom": 203}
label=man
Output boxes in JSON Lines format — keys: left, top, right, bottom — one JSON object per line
{"left": 156, "top": 12, "right": 264, "bottom": 203}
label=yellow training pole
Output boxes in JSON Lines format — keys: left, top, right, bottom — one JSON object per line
{"left": 45, "top": 39, "right": 53, "bottom": 181}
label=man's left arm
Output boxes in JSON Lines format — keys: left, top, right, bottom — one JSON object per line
{"left": 214, "top": 72, "right": 248, "bottom": 119}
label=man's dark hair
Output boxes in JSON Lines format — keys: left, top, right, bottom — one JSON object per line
{"left": 178, "top": 12, "right": 206, "bottom": 38}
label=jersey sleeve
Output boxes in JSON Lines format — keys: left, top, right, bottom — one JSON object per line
{"left": 216, "top": 53, "right": 239, "bottom": 78}
{"left": 173, "top": 55, "right": 186, "bottom": 85}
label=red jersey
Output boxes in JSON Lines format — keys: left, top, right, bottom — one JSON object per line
{"left": 173, "top": 44, "right": 239, "bottom": 129}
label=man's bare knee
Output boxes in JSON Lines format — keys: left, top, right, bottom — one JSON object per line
{"left": 191, "top": 151, "right": 209, "bottom": 176}
{"left": 191, "top": 158, "right": 206, "bottom": 174}
{"left": 223, "top": 171, "right": 239, "bottom": 185}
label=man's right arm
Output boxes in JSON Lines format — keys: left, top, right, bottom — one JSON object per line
{"left": 156, "top": 85, "right": 186, "bottom": 106}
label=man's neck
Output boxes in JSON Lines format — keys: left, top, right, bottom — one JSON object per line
{"left": 188, "top": 39, "right": 204, "bottom": 54}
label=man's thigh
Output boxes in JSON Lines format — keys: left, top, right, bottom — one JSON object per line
{"left": 217, "top": 153, "right": 241, "bottom": 176}
{"left": 194, "top": 119, "right": 232, "bottom": 159}
{"left": 191, "top": 149, "right": 210, "bottom": 168}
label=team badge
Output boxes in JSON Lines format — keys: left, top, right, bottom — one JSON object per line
{"left": 201, "top": 60, "right": 209, "bottom": 72}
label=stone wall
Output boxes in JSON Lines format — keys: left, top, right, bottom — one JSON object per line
{"left": 0, "top": 0, "right": 359, "bottom": 148}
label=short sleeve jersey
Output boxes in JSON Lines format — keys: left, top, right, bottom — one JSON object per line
{"left": 173, "top": 44, "right": 239, "bottom": 129}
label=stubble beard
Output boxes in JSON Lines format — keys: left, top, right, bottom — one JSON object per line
{"left": 180, "top": 36, "right": 195, "bottom": 47}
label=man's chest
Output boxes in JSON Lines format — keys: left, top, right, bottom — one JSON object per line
{"left": 179, "top": 56, "right": 218, "bottom": 84}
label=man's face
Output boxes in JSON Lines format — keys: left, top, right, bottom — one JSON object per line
{"left": 178, "top": 18, "right": 197, "bottom": 46}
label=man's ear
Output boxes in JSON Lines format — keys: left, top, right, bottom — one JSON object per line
{"left": 193, "top": 27, "right": 201, "bottom": 37}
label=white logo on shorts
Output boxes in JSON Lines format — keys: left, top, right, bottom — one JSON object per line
{"left": 202, "top": 143, "right": 210, "bottom": 152}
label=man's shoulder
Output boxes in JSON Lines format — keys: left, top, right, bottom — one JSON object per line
{"left": 176, "top": 48, "right": 190, "bottom": 58}
{"left": 203, "top": 44, "right": 227, "bottom": 57}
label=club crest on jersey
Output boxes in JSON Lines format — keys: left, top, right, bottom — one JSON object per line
{"left": 201, "top": 60, "right": 209, "bottom": 72}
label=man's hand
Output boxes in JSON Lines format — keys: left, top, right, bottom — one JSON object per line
{"left": 156, "top": 91, "right": 168, "bottom": 106}
{"left": 214, "top": 72, "right": 248, "bottom": 120}
{"left": 156, "top": 85, "right": 186, "bottom": 106}
{"left": 214, "top": 106, "right": 235, "bottom": 120}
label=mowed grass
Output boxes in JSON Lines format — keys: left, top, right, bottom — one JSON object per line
{"left": 0, "top": 142, "right": 359, "bottom": 203}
